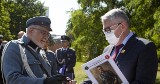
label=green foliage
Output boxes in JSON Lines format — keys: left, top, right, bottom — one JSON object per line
{"left": 67, "top": 9, "right": 107, "bottom": 61}
{"left": 126, "top": 0, "right": 157, "bottom": 38}
{"left": 2, "top": 0, "right": 47, "bottom": 40}
{"left": 0, "top": 0, "right": 13, "bottom": 40}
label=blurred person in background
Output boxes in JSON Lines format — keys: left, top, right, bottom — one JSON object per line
{"left": 17, "top": 31, "right": 25, "bottom": 39}
{"left": 56, "top": 35, "right": 76, "bottom": 80}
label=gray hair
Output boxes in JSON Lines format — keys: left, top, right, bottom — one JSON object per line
{"left": 25, "top": 25, "right": 39, "bottom": 37}
{"left": 101, "top": 8, "right": 130, "bottom": 27}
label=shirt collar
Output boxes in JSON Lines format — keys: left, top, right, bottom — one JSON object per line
{"left": 122, "top": 31, "right": 134, "bottom": 45}
{"left": 62, "top": 47, "right": 68, "bottom": 50}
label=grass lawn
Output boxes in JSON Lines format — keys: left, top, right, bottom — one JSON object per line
{"left": 74, "top": 62, "right": 160, "bottom": 84}
{"left": 74, "top": 62, "right": 87, "bottom": 84}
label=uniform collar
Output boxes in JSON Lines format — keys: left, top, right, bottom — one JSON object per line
{"left": 20, "top": 34, "right": 41, "bottom": 52}
{"left": 27, "top": 41, "right": 40, "bottom": 52}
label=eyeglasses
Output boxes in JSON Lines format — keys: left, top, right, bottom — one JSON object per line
{"left": 33, "top": 28, "right": 51, "bottom": 39}
{"left": 103, "top": 23, "right": 121, "bottom": 33}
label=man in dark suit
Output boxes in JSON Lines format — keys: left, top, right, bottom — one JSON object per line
{"left": 56, "top": 35, "right": 76, "bottom": 80}
{"left": 101, "top": 8, "right": 158, "bottom": 83}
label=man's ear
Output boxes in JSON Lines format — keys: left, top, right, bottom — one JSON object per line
{"left": 120, "top": 22, "right": 127, "bottom": 30}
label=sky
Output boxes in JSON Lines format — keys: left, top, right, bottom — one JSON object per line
{"left": 39, "top": 0, "right": 79, "bottom": 35}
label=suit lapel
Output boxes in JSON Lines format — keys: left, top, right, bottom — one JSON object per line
{"left": 116, "top": 34, "right": 138, "bottom": 61}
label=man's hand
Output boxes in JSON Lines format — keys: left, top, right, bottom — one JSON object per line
{"left": 66, "top": 77, "right": 77, "bottom": 84}
{"left": 44, "top": 74, "right": 67, "bottom": 84}
{"left": 67, "top": 80, "right": 77, "bottom": 84}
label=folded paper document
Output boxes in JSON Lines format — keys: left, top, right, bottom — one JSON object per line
{"left": 82, "top": 52, "right": 129, "bottom": 84}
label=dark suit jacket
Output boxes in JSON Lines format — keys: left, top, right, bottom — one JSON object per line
{"left": 56, "top": 48, "right": 76, "bottom": 73}
{"left": 103, "top": 34, "right": 158, "bottom": 84}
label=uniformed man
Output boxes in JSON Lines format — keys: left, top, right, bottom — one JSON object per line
{"left": 56, "top": 35, "right": 76, "bottom": 80}
{"left": 1, "top": 16, "right": 76, "bottom": 84}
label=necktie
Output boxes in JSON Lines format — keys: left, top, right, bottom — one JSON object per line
{"left": 112, "top": 44, "right": 124, "bottom": 60}
{"left": 59, "top": 65, "right": 67, "bottom": 75}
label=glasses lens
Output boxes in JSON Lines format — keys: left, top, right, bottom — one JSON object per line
{"left": 103, "top": 27, "right": 111, "bottom": 33}
{"left": 34, "top": 28, "right": 50, "bottom": 39}
{"left": 103, "top": 23, "right": 121, "bottom": 33}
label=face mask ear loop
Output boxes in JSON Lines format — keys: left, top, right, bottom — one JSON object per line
{"left": 113, "top": 24, "right": 121, "bottom": 38}
{"left": 117, "top": 25, "right": 125, "bottom": 40}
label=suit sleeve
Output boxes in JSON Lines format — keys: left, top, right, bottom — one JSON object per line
{"left": 131, "top": 42, "right": 158, "bottom": 84}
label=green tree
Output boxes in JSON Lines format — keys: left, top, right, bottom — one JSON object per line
{"left": 4, "top": 0, "right": 47, "bottom": 39}
{"left": 0, "top": 0, "right": 12, "bottom": 40}
{"left": 152, "top": 5, "right": 160, "bottom": 60}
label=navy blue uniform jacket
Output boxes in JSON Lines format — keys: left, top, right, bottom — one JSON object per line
{"left": 56, "top": 48, "right": 76, "bottom": 73}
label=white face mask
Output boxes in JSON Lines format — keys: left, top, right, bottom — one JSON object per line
{"left": 104, "top": 29, "right": 123, "bottom": 45}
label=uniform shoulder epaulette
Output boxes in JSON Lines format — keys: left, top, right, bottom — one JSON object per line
{"left": 12, "top": 39, "right": 24, "bottom": 44}
{"left": 69, "top": 48, "right": 75, "bottom": 51}
{"left": 47, "top": 50, "right": 55, "bottom": 53}
{"left": 57, "top": 48, "right": 62, "bottom": 51}
{"left": 55, "top": 48, "right": 62, "bottom": 52}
